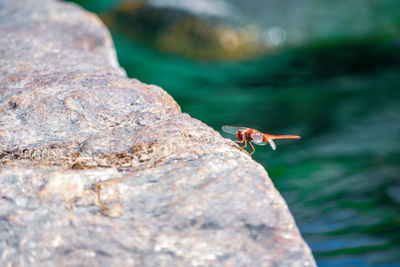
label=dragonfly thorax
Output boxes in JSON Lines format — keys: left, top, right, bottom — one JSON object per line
{"left": 242, "top": 129, "right": 263, "bottom": 143}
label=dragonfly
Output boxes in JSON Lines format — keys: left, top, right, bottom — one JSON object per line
{"left": 222, "top": 125, "right": 300, "bottom": 155}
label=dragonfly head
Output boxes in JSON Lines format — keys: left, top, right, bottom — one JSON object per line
{"left": 236, "top": 131, "right": 245, "bottom": 141}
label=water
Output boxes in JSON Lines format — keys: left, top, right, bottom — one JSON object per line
{"left": 68, "top": 1, "right": 400, "bottom": 266}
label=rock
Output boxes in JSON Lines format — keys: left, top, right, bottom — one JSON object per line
{"left": 0, "top": 0, "right": 316, "bottom": 266}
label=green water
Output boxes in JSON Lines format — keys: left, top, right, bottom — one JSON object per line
{"left": 68, "top": 1, "right": 400, "bottom": 266}
{"left": 112, "top": 34, "right": 400, "bottom": 267}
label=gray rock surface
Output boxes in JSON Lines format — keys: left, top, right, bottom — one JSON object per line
{"left": 0, "top": 0, "right": 316, "bottom": 266}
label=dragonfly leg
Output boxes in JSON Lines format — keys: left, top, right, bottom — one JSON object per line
{"left": 235, "top": 139, "right": 247, "bottom": 148}
{"left": 235, "top": 140, "right": 249, "bottom": 154}
{"left": 249, "top": 142, "right": 255, "bottom": 155}
{"left": 242, "top": 140, "right": 247, "bottom": 149}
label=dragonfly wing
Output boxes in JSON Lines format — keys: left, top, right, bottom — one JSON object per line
{"left": 222, "top": 125, "right": 249, "bottom": 135}
{"left": 265, "top": 136, "right": 276, "bottom": 150}
{"left": 253, "top": 142, "right": 266, "bottom": 146}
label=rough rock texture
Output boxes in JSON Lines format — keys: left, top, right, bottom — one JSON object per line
{"left": 0, "top": 0, "right": 316, "bottom": 266}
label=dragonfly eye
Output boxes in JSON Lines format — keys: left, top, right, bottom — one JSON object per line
{"left": 236, "top": 131, "right": 244, "bottom": 140}
{"left": 252, "top": 132, "right": 263, "bottom": 143}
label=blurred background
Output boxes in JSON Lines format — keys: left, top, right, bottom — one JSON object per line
{"left": 66, "top": 0, "right": 400, "bottom": 266}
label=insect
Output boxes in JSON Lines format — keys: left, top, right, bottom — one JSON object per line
{"left": 222, "top": 125, "right": 300, "bottom": 155}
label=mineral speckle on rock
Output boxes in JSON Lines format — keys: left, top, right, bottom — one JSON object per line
{"left": 0, "top": 0, "right": 316, "bottom": 266}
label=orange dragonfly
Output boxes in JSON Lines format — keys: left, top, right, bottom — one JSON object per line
{"left": 222, "top": 125, "right": 300, "bottom": 155}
